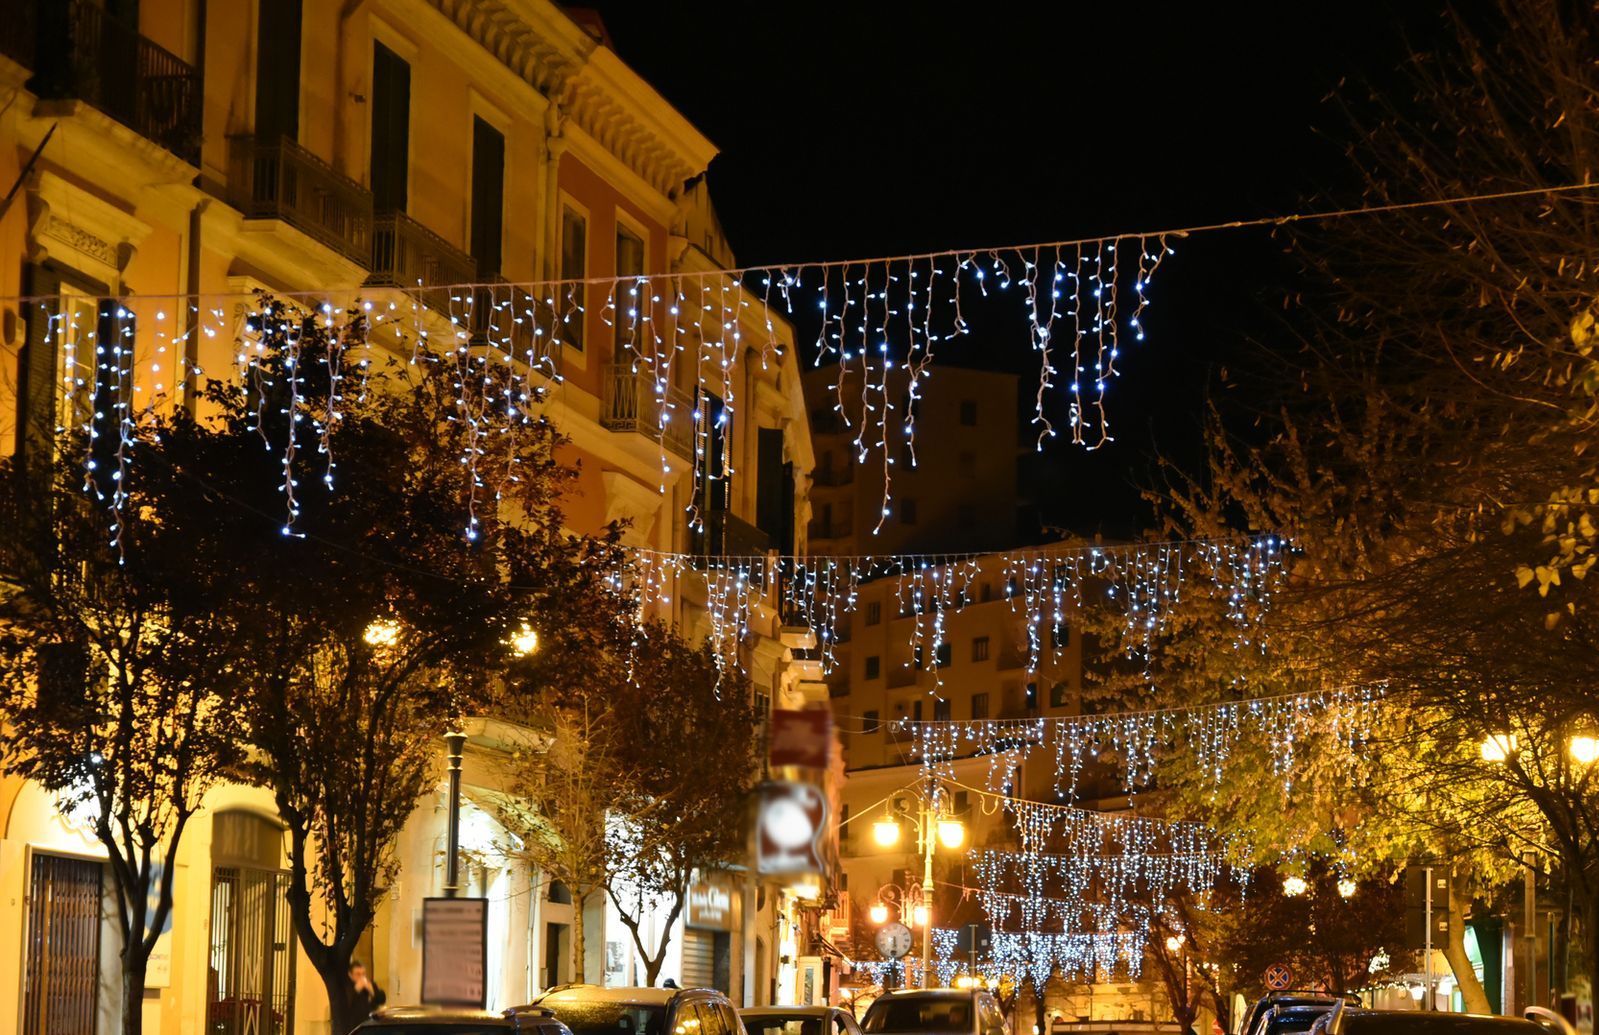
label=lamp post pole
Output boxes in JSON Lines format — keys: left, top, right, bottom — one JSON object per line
{"left": 443, "top": 731, "right": 467, "bottom": 898}
{"left": 921, "top": 797, "right": 936, "bottom": 988}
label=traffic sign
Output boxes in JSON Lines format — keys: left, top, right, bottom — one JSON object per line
{"left": 1264, "top": 963, "right": 1294, "bottom": 990}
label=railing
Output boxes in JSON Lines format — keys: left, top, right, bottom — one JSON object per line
{"left": 368, "top": 211, "right": 478, "bottom": 315}
{"left": 229, "top": 136, "right": 373, "bottom": 265}
{"left": 886, "top": 664, "right": 919, "bottom": 689}
{"left": 694, "top": 509, "right": 773, "bottom": 560}
{"left": 468, "top": 278, "right": 558, "bottom": 373}
{"left": 599, "top": 364, "right": 694, "bottom": 459}
{"left": 29, "top": 0, "right": 201, "bottom": 163}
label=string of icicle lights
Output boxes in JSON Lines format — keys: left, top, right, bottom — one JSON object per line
{"left": 26, "top": 236, "right": 1170, "bottom": 549}
{"left": 906, "top": 683, "right": 1385, "bottom": 800}
{"left": 20, "top": 180, "right": 1599, "bottom": 551}
{"left": 846, "top": 928, "right": 1145, "bottom": 987}
{"left": 621, "top": 534, "right": 1287, "bottom": 678}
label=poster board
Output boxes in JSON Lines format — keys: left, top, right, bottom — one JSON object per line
{"left": 421, "top": 897, "right": 487, "bottom": 1007}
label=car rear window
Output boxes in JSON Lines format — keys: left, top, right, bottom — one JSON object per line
{"left": 544, "top": 1003, "right": 668, "bottom": 1035}
{"left": 863, "top": 1000, "right": 971, "bottom": 1033}
{"left": 363, "top": 1028, "right": 506, "bottom": 1034}
{"left": 746, "top": 1017, "right": 827, "bottom": 1035}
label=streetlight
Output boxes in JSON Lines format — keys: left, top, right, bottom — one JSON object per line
{"left": 870, "top": 902, "right": 890, "bottom": 925}
{"left": 1480, "top": 733, "right": 1518, "bottom": 762}
{"left": 1337, "top": 877, "right": 1358, "bottom": 899}
{"left": 1165, "top": 934, "right": 1186, "bottom": 952}
{"left": 1282, "top": 875, "right": 1308, "bottom": 897}
{"left": 874, "top": 818, "right": 904, "bottom": 847}
{"left": 874, "top": 786, "right": 966, "bottom": 988}
{"left": 1569, "top": 735, "right": 1599, "bottom": 765}
{"left": 364, "top": 618, "right": 401, "bottom": 649}
{"left": 508, "top": 621, "right": 539, "bottom": 657}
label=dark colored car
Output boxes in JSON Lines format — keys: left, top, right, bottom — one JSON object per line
{"left": 533, "top": 984, "right": 746, "bottom": 1035}
{"left": 354, "top": 1005, "right": 574, "bottom": 1035}
{"left": 1314, "top": 1006, "right": 1556, "bottom": 1035}
{"left": 742, "top": 1006, "right": 864, "bottom": 1035}
{"left": 860, "top": 989, "right": 1008, "bottom": 1035}
{"left": 1243, "top": 994, "right": 1361, "bottom": 1035}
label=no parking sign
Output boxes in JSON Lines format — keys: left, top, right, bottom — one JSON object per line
{"left": 1263, "top": 962, "right": 1294, "bottom": 990}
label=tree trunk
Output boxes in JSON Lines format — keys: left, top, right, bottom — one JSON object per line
{"left": 1032, "top": 978, "right": 1048, "bottom": 1035}
{"left": 572, "top": 890, "right": 589, "bottom": 984}
{"left": 321, "top": 959, "right": 360, "bottom": 1035}
{"left": 120, "top": 957, "right": 147, "bottom": 1035}
{"left": 1444, "top": 882, "right": 1491, "bottom": 1014}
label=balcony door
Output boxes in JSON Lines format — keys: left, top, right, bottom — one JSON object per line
{"left": 370, "top": 41, "right": 410, "bottom": 213}
{"left": 255, "top": 0, "right": 302, "bottom": 143}
{"left": 207, "top": 812, "right": 295, "bottom": 1035}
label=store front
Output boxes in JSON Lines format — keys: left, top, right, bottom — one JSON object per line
{"left": 685, "top": 874, "right": 738, "bottom": 993}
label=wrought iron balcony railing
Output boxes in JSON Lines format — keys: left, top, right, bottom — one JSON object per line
{"left": 599, "top": 364, "right": 694, "bottom": 459}
{"left": 229, "top": 135, "right": 374, "bottom": 266}
{"left": 693, "top": 508, "right": 773, "bottom": 561}
{"left": 25, "top": 0, "right": 201, "bottom": 164}
{"left": 368, "top": 211, "right": 478, "bottom": 316}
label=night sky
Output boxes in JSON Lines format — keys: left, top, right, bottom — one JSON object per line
{"left": 589, "top": 3, "right": 1447, "bottom": 537}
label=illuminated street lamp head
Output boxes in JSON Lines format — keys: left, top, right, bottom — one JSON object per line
{"left": 873, "top": 817, "right": 903, "bottom": 847}
{"left": 509, "top": 621, "right": 539, "bottom": 658}
{"left": 1282, "top": 875, "right": 1309, "bottom": 897}
{"left": 1337, "top": 877, "right": 1358, "bottom": 899}
{"left": 869, "top": 902, "right": 889, "bottom": 925}
{"left": 1570, "top": 735, "right": 1599, "bottom": 766}
{"left": 936, "top": 817, "right": 966, "bottom": 850}
{"left": 1479, "top": 733, "right": 1517, "bottom": 763}
{"left": 1165, "top": 934, "right": 1185, "bottom": 952}
{"left": 912, "top": 904, "right": 930, "bottom": 928}
{"left": 364, "top": 618, "right": 401, "bottom": 649}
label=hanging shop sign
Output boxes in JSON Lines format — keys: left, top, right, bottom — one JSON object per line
{"left": 422, "top": 897, "right": 488, "bottom": 1007}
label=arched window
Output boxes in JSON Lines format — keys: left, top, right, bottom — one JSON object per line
{"left": 208, "top": 811, "right": 294, "bottom": 1035}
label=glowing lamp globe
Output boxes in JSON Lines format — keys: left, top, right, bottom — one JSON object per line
{"left": 873, "top": 818, "right": 903, "bottom": 847}
{"left": 869, "top": 902, "right": 889, "bottom": 925}
{"left": 1282, "top": 875, "right": 1308, "bottom": 897}
{"left": 936, "top": 818, "right": 966, "bottom": 850}
{"left": 1570, "top": 735, "right": 1599, "bottom": 766}
{"left": 1479, "top": 733, "right": 1517, "bottom": 762}
{"left": 1337, "top": 878, "right": 1358, "bottom": 899}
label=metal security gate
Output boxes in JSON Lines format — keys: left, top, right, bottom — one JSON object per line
{"left": 681, "top": 929, "right": 731, "bottom": 993}
{"left": 208, "top": 867, "right": 295, "bottom": 1035}
{"left": 23, "top": 853, "right": 103, "bottom": 1035}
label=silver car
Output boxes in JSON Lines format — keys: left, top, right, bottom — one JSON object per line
{"left": 859, "top": 990, "right": 1007, "bottom": 1035}
{"left": 742, "top": 1006, "right": 864, "bottom": 1035}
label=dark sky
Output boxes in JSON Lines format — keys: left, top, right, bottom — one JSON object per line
{"left": 589, "top": 3, "right": 1447, "bottom": 537}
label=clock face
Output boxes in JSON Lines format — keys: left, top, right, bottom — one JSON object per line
{"left": 876, "top": 921, "right": 913, "bottom": 960}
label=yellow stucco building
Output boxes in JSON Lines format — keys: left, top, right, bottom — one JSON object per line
{"left": 0, "top": 2, "right": 821, "bottom": 1033}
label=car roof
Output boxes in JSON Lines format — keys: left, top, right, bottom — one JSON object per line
{"left": 1337, "top": 1010, "right": 1541, "bottom": 1035}
{"left": 872, "top": 990, "right": 978, "bottom": 999}
{"left": 742, "top": 1008, "right": 839, "bottom": 1017}
{"left": 366, "top": 1006, "right": 521, "bottom": 1026}
{"left": 539, "top": 985, "right": 714, "bottom": 1006}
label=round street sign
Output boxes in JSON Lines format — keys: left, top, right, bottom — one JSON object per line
{"left": 1264, "top": 963, "right": 1295, "bottom": 990}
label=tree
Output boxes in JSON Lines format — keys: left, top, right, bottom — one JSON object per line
{"left": 157, "top": 296, "right": 624, "bottom": 1034}
{"left": 1102, "top": 0, "right": 1599, "bottom": 1008}
{"left": 607, "top": 629, "right": 758, "bottom": 986}
{"left": 0, "top": 443, "right": 239, "bottom": 1035}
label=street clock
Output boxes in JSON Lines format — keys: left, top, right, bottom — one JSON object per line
{"left": 875, "top": 921, "right": 913, "bottom": 960}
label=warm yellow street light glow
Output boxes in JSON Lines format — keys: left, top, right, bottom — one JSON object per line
{"left": 509, "top": 621, "right": 539, "bottom": 657}
{"left": 1337, "top": 878, "right": 1358, "bottom": 899}
{"left": 364, "top": 619, "right": 401, "bottom": 649}
{"left": 873, "top": 818, "right": 903, "bottom": 847}
{"left": 937, "top": 818, "right": 966, "bottom": 850}
{"left": 1282, "top": 875, "right": 1308, "bottom": 897}
{"left": 1570, "top": 735, "right": 1599, "bottom": 766}
{"left": 1165, "top": 934, "right": 1186, "bottom": 952}
{"left": 869, "top": 902, "right": 889, "bottom": 925}
{"left": 912, "top": 904, "right": 930, "bottom": 928}
{"left": 1480, "top": 733, "right": 1517, "bottom": 762}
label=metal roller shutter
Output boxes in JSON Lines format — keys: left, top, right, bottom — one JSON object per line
{"left": 681, "top": 929, "right": 715, "bottom": 990}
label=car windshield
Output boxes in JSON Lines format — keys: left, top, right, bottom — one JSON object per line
{"left": 544, "top": 1003, "right": 668, "bottom": 1035}
{"left": 863, "top": 999, "right": 970, "bottom": 1033}
{"left": 746, "top": 1017, "right": 828, "bottom": 1035}
{"left": 1267, "top": 1011, "right": 1333, "bottom": 1035}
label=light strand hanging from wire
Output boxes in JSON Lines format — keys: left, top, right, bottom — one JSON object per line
{"left": 620, "top": 534, "right": 1287, "bottom": 679}
{"left": 909, "top": 683, "right": 1384, "bottom": 800}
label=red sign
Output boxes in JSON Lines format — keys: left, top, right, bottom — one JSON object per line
{"left": 769, "top": 709, "right": 832, "bottom": 769}
{"left": 1264, "top": 962, "right": 1295, "bottom": 990}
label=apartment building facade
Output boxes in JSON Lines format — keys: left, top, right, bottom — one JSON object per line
{"left": 0, "top": 1, "right": 817, "bottom": 1032}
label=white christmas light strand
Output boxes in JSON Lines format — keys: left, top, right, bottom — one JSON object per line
{"left": 908, "top": 684, "right": 1384, "bottom": 800}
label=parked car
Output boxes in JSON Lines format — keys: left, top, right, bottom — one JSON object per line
{"left": 859, "top": 989, "right": 1008, "bottom": 1035}
{"left": 534, "top": 984, "right": 746, "bottom": 1035}
{"left": 1242, "top": 993, "right": 1361, "bottom": 1035}
{"left": 353, "top": 1005, "right": 573, "bottom": 1035}
{"left": 742, "top": 1005, "right": 864, "bottom": 1035}
{"left": 1310, "top": 1004, "right": 1568, "bottom": 1035}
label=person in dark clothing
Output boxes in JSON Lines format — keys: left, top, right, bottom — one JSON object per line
{"left": 346, "top": 960, "right": 387, "bottom": 1021}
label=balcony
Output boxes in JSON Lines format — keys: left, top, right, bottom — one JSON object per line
{"left": 469, "top": 279, "right": 558, "bottom": 372}
{"left": 813, "top": 464, "right": 854, "bottom": 487}
{"left": 24, "top": 0, "right": 201, "bottom": 164}
{"left": 229, "top": 136, "right": 373, "bottom": 266}
{"left": 600, "top": 364, "right": 694, "bottom": 460}
{"left": 694, "top": 509, "right": 773, "bottom": 560}
{"left": 368, "top": 211, "right": 478, "bottom": 315}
